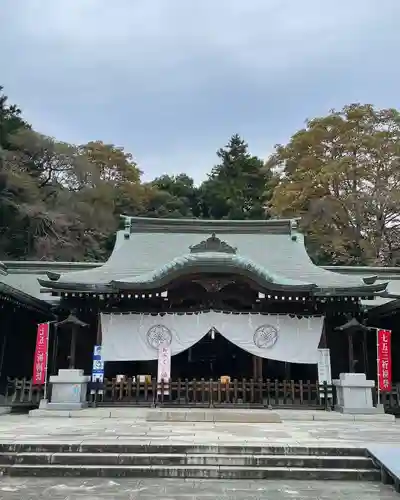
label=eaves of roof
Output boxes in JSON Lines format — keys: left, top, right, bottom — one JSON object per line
{"left": 38, "top": 252, "right": 388, "bottom": 296}
{"left": 0, "top": 281, "right": 55, "bottom": 317}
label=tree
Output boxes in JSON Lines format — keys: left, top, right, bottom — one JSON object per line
{"left": 6, "top": 129, "right": 88, "bottom": 190}
{"left": 80, "top": 141, "right": 141, "bottom": 186}
{"left": 0, "top": 86, "right": 30, "bottom": 151}
{"left": 0, "top": 163, "right": 42, "bottom": 259}
{"left": 0, "top": 90, "right": 38, "bottom": 259}
{"left": 0, "top": 88, "right": 147, "bottom": 261}
{"left": 79, "top": 141, "right": 147, "bottom": 232}
{"left": 200, "top": 134, "right": 275, "bottom": 220}
{"left": 268, "top": 104, "right": 400, "bottom": 265}
{"left": 148, "top": 174, "right": 200, "bottom": 218}
{"left": 1, "top": 130, "right": 127, "bottom": 260}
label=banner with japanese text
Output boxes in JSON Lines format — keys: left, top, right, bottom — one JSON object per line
{"left": 32, "top": 323, "right": 50, "bottom": 385}
{"left": 90, "top": 345, "right": 104, "bottom": 395}
{"left": 377, "top": 329, "right": 392, "bottom": 392}
{"left": 317, "top": 348, "right": 333, "bottom": 399}
{"left": 157, "top": 343, "right": 171, "bottom": 395}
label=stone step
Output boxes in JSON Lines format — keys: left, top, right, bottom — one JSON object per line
{"left": 0, "top": 452, "right": 375, "bottom": 469}
{"left": 0, "top": 443, "right": 365, "bottom": 456}
{"left": 0, "top": 464, "right": 381, "bottom": 480}
{"left": 146, "top": 409, "right": 283, "bottom": 423}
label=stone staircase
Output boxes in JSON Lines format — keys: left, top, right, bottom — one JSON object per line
{"left": 0, "top": 444, "right": 380, "bottom": 480}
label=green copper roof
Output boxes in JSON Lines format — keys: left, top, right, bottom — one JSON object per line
{"left": 111, "top": 252, "right": 315, "bottom": 291}
{"left": 37, "top": 217, "right": 388, "bottom": 295}
{"left": 0, "top": 261, "right": 96, "bottom": 305}
{"left": 0, "top": 279, "right": 54, "bottom": 315}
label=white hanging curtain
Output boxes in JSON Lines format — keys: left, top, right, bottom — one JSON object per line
{"left": 101, "top": 312, "right": 215, "bottom": 362}
{"left": 214, "top": 312, "right": 323, "bottom": 364}
{"left": 101, "top": 311, "right": 323, "bottom": 364}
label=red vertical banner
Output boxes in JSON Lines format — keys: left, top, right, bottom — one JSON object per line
{"left": 32, "top": 323, "right": 50, "bottom": 385}
{"left": 377, "top": 329, "right": 392, "bottom": 392}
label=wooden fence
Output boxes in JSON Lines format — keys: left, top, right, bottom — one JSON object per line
{"left": 91, "top": 377, "right": 333, "bottom": 409}
{"left": 374, "top": 385, "right": 400, "bottom": 415}
{"left": 3, "top": 376, "right": 400, "bottom": 413}
{"left": 4, "top": 377, "right": 45, "bottom": 407}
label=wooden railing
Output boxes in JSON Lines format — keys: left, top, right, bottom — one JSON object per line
{"left": 3, "top": 377, "right": 44, "bottom": 406}
{"left": 3, "top": 376, "right": 400, "bottom": 412}
{"left": 374, "top": 385, "right": 400, "bottom": 415}
{"left": 91, "top": 377, "right": 334, "bottom": 409}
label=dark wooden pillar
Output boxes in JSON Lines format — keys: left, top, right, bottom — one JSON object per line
{"left": 96, "top": 313, "right": 102, "bottom": 345}
{"left": 50, "top": 322, "right": 59, "bottom": 375}
{"left": 362, "top": 330, "right": 369, "bottom": 377}
{"left": 320, "top": 321, "right": 327, "bottom": 348}
{"left": 69, "top": 325, "right": 77, "bottom": 369}
{"left": 0, "top": 327, "right": 8, "bottom": 381}
{"left": 348, "top": 333, "right": 354, "bottom": 373}
{"left": 284, "top": 362, "right": 291, "bottom": 380}
{"left": 257, "top": 357, "right": 263, "bottom": 380}
{"left": 0, "top": 312, "right": 10, "bottom": 383}
{"left": 253, "top": 356, "right": 264, "bottom": 380}
{"left": 253, "top": 355, "right": 257, "bottom": 379}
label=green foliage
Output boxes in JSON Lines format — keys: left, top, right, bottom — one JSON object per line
{"left": 0, "top": 86, "right": 30, "bottom": 151}
{"left": 149, "top": 174, "right": 201, "bottom": 218}
{"left": 200, "top": 134, "right": 275, "bottom": 220}
{"left": 1, "top": 85, "right": 400, "bottom": 267}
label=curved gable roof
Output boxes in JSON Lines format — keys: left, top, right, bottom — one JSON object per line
{"left": 37, "top": 217, "right": 387, "bottom": 295}
{"left": 110, "top": 252, "right": 315, "bottom": 291}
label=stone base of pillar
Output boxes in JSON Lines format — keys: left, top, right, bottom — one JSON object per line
{"left": 45, "top": 402, "right": 88, "bottom": 410}
{"left": 46, "top": 369, "right": 90, "bottom": 411}
{"left": 333, "top": 373, "right": 383, "bottom": 414}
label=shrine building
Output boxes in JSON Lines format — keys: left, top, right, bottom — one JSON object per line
{"left": 1, "top": 216, "right": 400, "bottom": 407}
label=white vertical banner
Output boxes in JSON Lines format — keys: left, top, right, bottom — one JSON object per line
{"left": 157, "top": 343, "right": 171, "bottom": 395}
{"left": 317, "top": 348, "right": 332, "bottom": 399}
{"left": 317, "top": 348, "right": 332, "bottom": 384}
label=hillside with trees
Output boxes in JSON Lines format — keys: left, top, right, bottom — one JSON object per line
{"left": 1, "top": 85, "right": 400, "bottom": 266}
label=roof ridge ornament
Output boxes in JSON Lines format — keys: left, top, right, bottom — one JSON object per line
{"left": 189, "top": 233, "right": 237, "bottom": 254}
{"left": 46, "top": 271, "right": 61, "bottom": 281}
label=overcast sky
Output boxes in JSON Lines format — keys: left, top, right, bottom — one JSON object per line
{"left": 1, "top": 0, "right": 399, "bottom": 183}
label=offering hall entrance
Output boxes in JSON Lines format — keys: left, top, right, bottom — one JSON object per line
{"left": 104, "top": 331, "right": 318, "bottom": 381}
{"left": 168, "top": 330, "right": 254, "bottom": 380}
{"left": 94, "top": 311, "right": 326, "bottom": 408}
{"left": 104, "top": 331, "right": 254, "bottom": 380}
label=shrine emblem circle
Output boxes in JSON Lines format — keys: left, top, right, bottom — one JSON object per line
{"left": 253, "top": 324, "right": 278, "bottom": 349}
{"left": 146, "top": 324, "right": 172, "bottom": 349}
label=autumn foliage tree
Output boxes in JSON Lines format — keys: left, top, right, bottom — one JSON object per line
{"left": 268, "top": 104, "right": 400, "bottom": 265}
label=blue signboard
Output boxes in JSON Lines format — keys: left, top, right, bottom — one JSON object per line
{"left": 91, "top": 345, "right": 104, "bottom": 394}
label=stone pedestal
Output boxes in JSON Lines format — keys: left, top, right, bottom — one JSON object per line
{"left": 333, "top": 373, "right": 382, "bottom": 414}
{"left": 46, "top": 369, "right": 90, "bottom": 410}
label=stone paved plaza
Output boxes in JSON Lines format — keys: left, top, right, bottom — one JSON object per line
{"left": 0, "top": 409, "right": 398, "bottom": 447}
{"left": 0, "top": 409, "right": 399, "bottom": 498}
{"left": 0, "top": 478, "right": 397, "bottom": 499}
